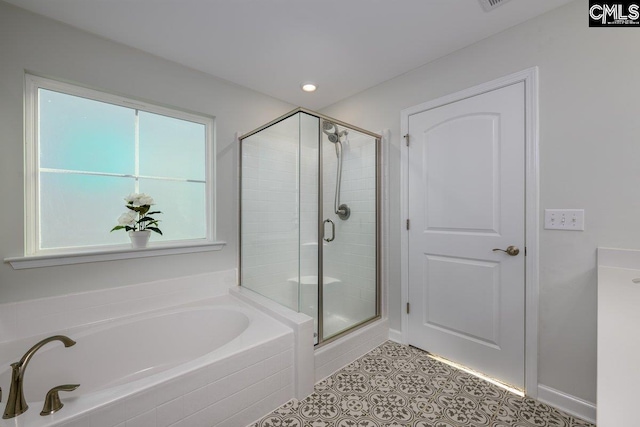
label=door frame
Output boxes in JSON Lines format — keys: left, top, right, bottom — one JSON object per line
{"left": 399, "top": 67, "right": 539, "bottom": 397}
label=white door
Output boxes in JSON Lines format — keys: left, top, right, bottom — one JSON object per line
{"left": 407, "top": 82, "right": 525, "bottom": 388}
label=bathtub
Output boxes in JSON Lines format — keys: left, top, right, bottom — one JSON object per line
{"left": 0, "top": 293, "right": 295, "bottom": 427}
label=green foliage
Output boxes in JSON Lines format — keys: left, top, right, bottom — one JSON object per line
{"left": 147, "top": 226, "right": 163, "bottom": 235}
{"left": 113, "top": 197, "right": 163, "bottom": 236}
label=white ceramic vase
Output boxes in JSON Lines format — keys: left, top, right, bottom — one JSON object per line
{"left": 128, "top": 230, "right": 151, "bottom": 248}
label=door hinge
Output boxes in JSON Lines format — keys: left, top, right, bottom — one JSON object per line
{"left": 524, "top": 246, "right": 527, "bottom": 256}
{"left": 404, "top": 134, "right": 410, "bottom": 146}
{"left": 406, "top": 302, "right": 410, "bottom": 314}
{"left": 406, "top": 219, "right": 410, "bottom": 230}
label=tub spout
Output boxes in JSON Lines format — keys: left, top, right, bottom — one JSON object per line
{"left": 3, "top": 335, "right": 76, "bottom": 419}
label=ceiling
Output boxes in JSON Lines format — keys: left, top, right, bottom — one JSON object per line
{"left": 6, "top": 0, "right": 573, "bottom": 110}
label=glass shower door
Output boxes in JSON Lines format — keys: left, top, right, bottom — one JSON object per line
{"left": 321, "top": 121, "right": 378, "bottom": 341}
{"left": 240, "top": 114, "right": 302, "bottom": 312}
{"left": 298, "top": 113, "right": 320, "bottom": 342}
{"left": 239, "top": 108, "right": 380, "bottom": 346}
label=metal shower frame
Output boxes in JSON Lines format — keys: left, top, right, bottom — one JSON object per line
{"left": 238, "top": 107, "right": 382, "bottom": 347}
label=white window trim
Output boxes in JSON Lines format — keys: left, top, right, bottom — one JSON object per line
{"left": 7, "top": 74, "right": 223, "bottom": 268}
{"left": 5, "top": 242, "right": 226, "bottom": 269}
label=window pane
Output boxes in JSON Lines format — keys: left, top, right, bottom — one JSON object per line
{"left": 40, "top": 172, "right": 135, "bottom": 249}
{"left": 32, "top": 78, "right": 212, "bottom": 253}
{"left": 139, "top": 112, "right": 206, "bottom": 181}
{"left": 39, "top": 89, "right": 135, "bottom": 174}
{"left": 138, "top": 179, "right": 206, "bottom": 241}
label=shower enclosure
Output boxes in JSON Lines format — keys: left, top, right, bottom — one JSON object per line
{"left": 239, "top": 108, "right": 380, "bottom": 345}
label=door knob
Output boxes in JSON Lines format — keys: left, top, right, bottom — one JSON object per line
{"left": 492, "top": 246, "right": 520, "bottom": 256}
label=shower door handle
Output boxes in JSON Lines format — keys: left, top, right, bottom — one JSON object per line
{"left": 323, "top": 219, "right": 335, "bottom": 242}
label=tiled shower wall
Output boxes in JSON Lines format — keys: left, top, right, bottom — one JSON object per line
{"left": 322, "top": 132, "right": 377, "bottom": 337}
{"left": 298, "top": 115, "right": 320, "bottom": 323}
{"left": 241, "top": 121, "right": 300, "bottom": 311}
{"left": 241, "top": 113, "right": 319, "bottom": 315}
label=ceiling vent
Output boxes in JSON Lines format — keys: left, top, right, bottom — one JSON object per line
{"left": 478, "top": 0, "right": 512, "bottom": 12}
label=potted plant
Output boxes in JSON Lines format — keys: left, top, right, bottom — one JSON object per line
{"left": 111, "top": 193, "right": 162, "bottom": 248}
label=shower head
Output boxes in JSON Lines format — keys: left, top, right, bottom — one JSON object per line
{"left": 322, "top": 120, "right": 341, "bottom": 144}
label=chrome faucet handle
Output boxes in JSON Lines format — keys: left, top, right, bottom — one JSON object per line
{"left": 40, "top": 384, "right": 79, "bottom": 416}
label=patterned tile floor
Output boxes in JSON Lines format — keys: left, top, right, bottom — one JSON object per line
{"left": 249, "top": 341, "right": 595, "bottom": 427}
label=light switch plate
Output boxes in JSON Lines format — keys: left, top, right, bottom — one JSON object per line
{"left": 544, "top": 209, "right": 585, "bottom": 231}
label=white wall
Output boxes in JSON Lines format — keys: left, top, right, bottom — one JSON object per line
{"left": 322, "top": 0, "right": 640, "bottom": 404}
{"left": 0, "top": 1, "right": 294, "bottom": 303}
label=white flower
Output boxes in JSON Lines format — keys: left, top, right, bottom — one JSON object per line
{"left": 124, "top": 193, "right": 155, "bottom": 206}
{"left": 117, "top": 211, "right": 137, "bottom": 226}
{"left": 124, "top": 193, "right": 139, "bottom": 204}
{"left": 137, "top": 193, "right": 155, "bottom": 206}
{"left": 113, "top": 192, "right": 162, "bottom": 235}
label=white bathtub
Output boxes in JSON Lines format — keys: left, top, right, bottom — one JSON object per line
{"left": 0, "top": 293, "right": 295, "bottom": 427}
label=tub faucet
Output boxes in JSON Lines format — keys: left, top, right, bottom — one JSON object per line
{"left": 3, "top": 335, "right": 76, "bottom": 419}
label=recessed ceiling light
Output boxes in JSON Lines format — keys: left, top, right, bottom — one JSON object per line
{"left": 301, "top": 83, "right": 317, "bottom": 92}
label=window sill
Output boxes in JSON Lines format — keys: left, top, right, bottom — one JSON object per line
{"left": 5, "top": 241, "right": 226, "bottom": 270}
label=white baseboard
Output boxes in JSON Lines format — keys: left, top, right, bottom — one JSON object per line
{"left": 388, "top": 328, "right": 403, "bottom": 343}
{"left": 537, "top": 384, "right": 596, "bottom": 424}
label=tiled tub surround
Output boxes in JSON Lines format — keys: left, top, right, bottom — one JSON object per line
{"left": 0, "top": 270, "right": 295, "bottom": 427}
{"left": 232, "top": 281, "right": 389, "bottom": 393}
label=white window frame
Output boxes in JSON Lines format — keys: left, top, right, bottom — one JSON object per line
{"left": 7, "top": 74, "right": 223, "bottom": 269}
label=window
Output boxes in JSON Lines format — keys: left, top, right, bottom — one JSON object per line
{"left": 24, "top": 74, "right": 215, "bottom": 256}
